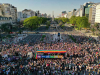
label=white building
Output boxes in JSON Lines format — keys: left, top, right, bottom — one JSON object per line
{"left": 95, "top": 4, "right": 100, "bottom": 24}
{"left": 75, "top": 5, "right": 84, "bottom": 17}
{"left": 63, "top": 14, "right": 67, "bottom": 18}
{"left": 20, "top": 9, "right": 35, "bottom": 21}
{"left": 90, "top": 3, "right": 99, "bottom": 25}
{"left": 67, "top": 11, "right": 73, "bottom": 19}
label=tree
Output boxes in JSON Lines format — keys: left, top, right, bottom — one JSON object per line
{"left": 76, "top": 16, "right": 90, "bottom": 30}
{"left": 0, "top": 23, "right": 12, "bottom": 34}
{"left": 94, "top": 23, "right": 99, "bottom": 30}
{"left": 70, "top": 16, "right": 76, "bottom": 25}
{"left": 59, "top": 22, "right": 63, "bottom": 26}
{"left": 46, "top": 21, "right": 50, "bottom": 26}
{"left": 62, "top": 17, "right": 69, "bottom": 23}
{"left": 76, "top": 17, "right": 82, "bottom": 30}
{"left": 91, "top": 28, "right": 95, "bottom": 35}
{"left": 23, "top": 16, "right": 39, "bottom": 31}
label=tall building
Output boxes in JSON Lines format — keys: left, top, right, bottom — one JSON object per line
{"left": 10, "top": 6, "right": 17, "bottom": 23}
{"left": 72, "top": 9, "right": 76, "bottom": 16}
{"left": 89, "top": 7, "right": 92, "bottom": 23}
{"left": 95, "top": 4, "right": 100, "bottom": 27}
{"left": 91, "top": 3, "right": 99, "bottom": 25}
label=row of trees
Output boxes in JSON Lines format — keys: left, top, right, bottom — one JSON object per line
{"left": 69, "top": 16, "right": 90, "bottom": 30}
{"left": 55, "top": 17, "right": 69, "bottom": 24}
{"left": 55, "top": 16, "right": 90, "bottom": 30}
{"left": 23, "top": 16, "right": 50, "bottom": 31}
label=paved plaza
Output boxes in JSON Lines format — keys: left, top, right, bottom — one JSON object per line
{"left": 19, "top": 34, "right": 42, "bottom": 44}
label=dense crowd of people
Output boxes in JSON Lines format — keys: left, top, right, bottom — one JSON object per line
{"left": 0, "top": 34, "right": 100, "bottom": 75}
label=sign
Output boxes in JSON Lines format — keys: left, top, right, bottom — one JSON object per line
{"left": 37, "top": 55, "right": 63, "bottom": 59}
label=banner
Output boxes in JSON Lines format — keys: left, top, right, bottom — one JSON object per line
{"left": 37, "top": 55, "right": 63, "bottom": 58}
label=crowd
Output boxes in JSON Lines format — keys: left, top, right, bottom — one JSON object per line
{"left": 0, "top": 34, "right": 100, "bottom": 75}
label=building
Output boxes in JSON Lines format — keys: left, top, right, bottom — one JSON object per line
{"left": 95, "top": 4, "right": 100, "bottom": 27}
{"left": 85, "top": 6, "right": 92, "bottom": 19}
{"left": 20, "top": 9, "right": 35, "bottom": 21}
{"left": 0, "top": 3, "right": 17, "bottom": 23}
{"left": 47, "top": 14, "right": 51, "bottom": 18}
{"left": 62, "top": 11, "right": 66, "bottom": 16}
{"left": 63, "top": 14, "right": 67, "bottom": 18}
{"left": 75, "top": 5, "right": 84, "bottom": 17}
{"left": 91, "top": 3, "right": 100, "bottom": 25}
{"left": 89, "top": 7, "right": 92, "bottom": 23}
{"left": 2, "top": 3, "right": 12, "bottom": 17}
{"left": 0, "top": 16, "right": 12, "bottom": 26}
{"left": 67, "top": 11, "right": 73, "bottom": 19}
{"left": 40, "top": 13, "right": 47, "bottom": 18}
{"left": 22, "top": 9, "right": 32, "bottom": 18}
{"left": 10, "top": 6, "right": 17, "bottom": 23}
{"left": 72, "top": 9, "right": 76, "bottom": 16}
{"left": 17, "top": 12, "right": 23, "bottom": 22}
{"left": 0, "top": 4, "right": 3, "bottom": 16}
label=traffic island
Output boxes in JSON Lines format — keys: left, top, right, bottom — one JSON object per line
{"left": 68, "top": 35, "right": 76, "bottom": 43}
{"left": 40, "top": 35, "right": 46, "bottom": 41}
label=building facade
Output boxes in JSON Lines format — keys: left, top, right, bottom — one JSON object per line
{"left": 10, "top": 6, "right": 17, "bottom": 23}
{"left": 95, "top": 4, "right": 100, "bottom": 27}
{"left": 0, "top": 3, "right": 17, "bottom": 23}
{"left": 17, "top": 12, "right": 23, "bottom": 22}
{"left": 89, "top": 7, "right": 92, "bottom": 23}
{"left": 67, "top": 11, "right": 73, "bottom": 19}
{"left": 91, "top": 4, "right": 98, "bottom": 25}
{"left": 0, "top": 16, "right": 12, "bottom": 25}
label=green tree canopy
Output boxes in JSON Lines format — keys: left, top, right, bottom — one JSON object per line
{"left": 0, "top": 23, "right": 12, "bottom": 33}
{"left": 76, "top": 16, "right": 90, "bottom": 30}
{"left": 70, "top": 16, "right": 76, "bottom": 25}
{"left": 23, "top": 16, "right": 39, "bottom": 31}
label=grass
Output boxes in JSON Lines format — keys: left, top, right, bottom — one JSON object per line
{"left": 61, "top": 25, "right": 65, "bottom": 29}
{"left": 41, "top": 35, "right": 46, "bottom": 41}
{"left": 69, "top": 35, "right": 76, "bottom": 43}
{"left": 46, "top": 26, "right": 49, "bottom": 29}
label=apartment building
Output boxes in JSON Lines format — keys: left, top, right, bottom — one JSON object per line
{"left": 90, "top": 4, "right": 98, "bottom": 25}
{"left": 0, "top": 3, "right": 17, "bottom": 23}
{"left": 10, "top": 6, "right": 17, "bottom": 23}
{"left": 95, "top": 4, "right": 100, "bottom": 27}
{"left": 0, "top": 16, "right": 12, "bottom": 26}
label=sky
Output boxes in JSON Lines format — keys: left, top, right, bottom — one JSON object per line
{"left": 0, "top": 0, "right": 100, "bottom": 17}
